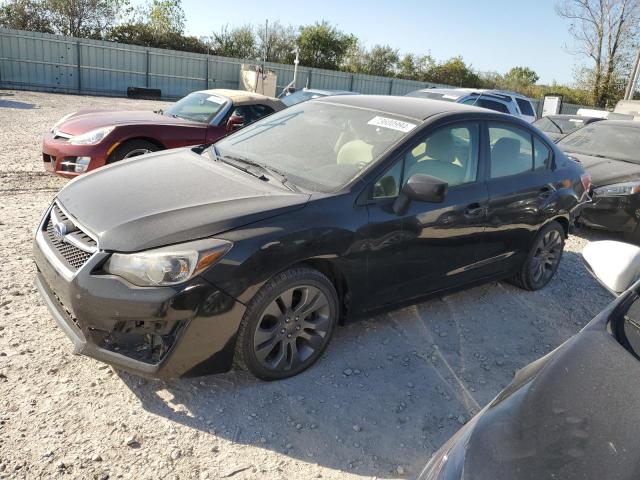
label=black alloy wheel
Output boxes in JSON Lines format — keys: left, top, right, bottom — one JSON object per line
{"left": 513, "top": 220, "right": 565, "bottom": 291}
{"left": 235, "top": 268, "right": 338, "bottom": 380}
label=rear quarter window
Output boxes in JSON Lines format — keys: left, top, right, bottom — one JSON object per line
{"left": 516, "top": 98, "right": 535, "bottom": 117}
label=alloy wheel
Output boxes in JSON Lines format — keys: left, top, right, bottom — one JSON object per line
{"left": 530, "top": 229, "right": 563, "bottom": 284}
{"left": 253, "top": 285, "right": 331, "bottom": 372}
{"left": 123, "top": 148, "right": 152, "bottom": 159}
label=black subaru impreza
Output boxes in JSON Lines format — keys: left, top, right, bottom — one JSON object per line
{"left": 34, "top": 95, "right": 590, "bottom": 380}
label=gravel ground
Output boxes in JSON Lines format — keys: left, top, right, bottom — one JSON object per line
{"left": 0, "top": 90, "right": 617, "bottom": 479}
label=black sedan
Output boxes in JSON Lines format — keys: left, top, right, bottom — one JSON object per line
{"left": 557, "top": 120, "right": 640, "bottom": 242}
{"left": 33, "top": 95, "right": 589, "bottom": 380}
{"left": 419, "top": 239, "right": 640, "bottom": 480}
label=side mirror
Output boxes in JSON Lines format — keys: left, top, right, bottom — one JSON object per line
{"left": 393, "top": 174, "right": 448, "bottom": 215}
{"left": 582, "top": 240, "right": 640, "bottom": 295}
{"left": 226, "top": 115, "right": 245, "bottom": 133}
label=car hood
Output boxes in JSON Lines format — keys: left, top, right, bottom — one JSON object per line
{"left": 566, "top": 152, "right": 640, "bottom": 187}
{"left": 58, "top": 109, "right": 203, "bottom": 136}
{"left": 56, "top": 148, "right": 310, "bottom": 252}
{"left": 421, "top": 304, "right": 640, "bottom": 480}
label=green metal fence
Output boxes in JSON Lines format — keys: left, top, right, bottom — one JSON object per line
{"left": 0, "top": 28, "right": 448, "bottom": 98}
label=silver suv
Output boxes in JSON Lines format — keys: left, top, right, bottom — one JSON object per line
{"left": 406, "top": 88, "right": 537, "bottom": 123}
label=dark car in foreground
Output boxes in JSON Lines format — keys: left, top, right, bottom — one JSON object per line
{"left": 34, "top": 95, "right": 589, "bottom": 380}
{"left": 557, "top": 120, "right": 640, "bottom": 242}
{"left": 43, "top": 89, "right": 284, "bottom": 178}
{"left": 419, "top": 239, "right": 640, "bottom": 480}
{"left": 533, "top": 114, "right": 602, "bottom": 141}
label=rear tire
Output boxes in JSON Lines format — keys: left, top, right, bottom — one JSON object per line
{"left": 107, "top": 139, "right": 159, "bottom": 164}
{"left": 512, "top": 221, "right": 565, "bottom": 291}
{"left": 234, "top": 267, "right": 338, "bottom": 381}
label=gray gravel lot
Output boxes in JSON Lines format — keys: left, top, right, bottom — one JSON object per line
{"left": 0, "top": 90, "right": 617, "bottom": 479}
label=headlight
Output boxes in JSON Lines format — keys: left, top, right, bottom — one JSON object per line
{"left": 593, "top": 181, "right": 640, "bottom": 197}
{"left": 51, "top": 112, "right": 75, "bottom": 131}
{"left": 70, "top": 126, "right": 115, "bottom": 145}
{"left": 104, "top": 238, "right": 232, "bottom": 287}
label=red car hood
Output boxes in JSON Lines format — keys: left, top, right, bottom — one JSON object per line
{"left": 57, "top": 109, "right": 204, "bottom": 136}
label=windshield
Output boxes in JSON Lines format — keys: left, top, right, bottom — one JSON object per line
{"left": 213, "top": 101, "right": 416, "bottom": 192}
{"left": 281, "top": 90, "right": 324, "bottom": 107}
{"left": 405, "top": 91, "right": 459, "bottom": 102}
{"left": 164, "top": 92, "right": 227, "bottom": 123}
{"left": 552, "top": 116, "right": 591, "bottom": 133}
{"left": 558, "top": 122, "right": 640, "bottom": 163}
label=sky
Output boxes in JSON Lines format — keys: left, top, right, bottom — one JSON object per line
{"left": 144, "top": 0, "right": 580, "bottom": 85}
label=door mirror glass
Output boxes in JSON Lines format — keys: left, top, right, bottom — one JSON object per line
{"left": 226, "top": 115, "right": 245, "bottom": 133}
{"left": 582, "top": 240, "right": 640, "bottom": 294}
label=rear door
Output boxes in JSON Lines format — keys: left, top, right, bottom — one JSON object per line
{"left": 481, "top": 121, "right": 556, "bottom": 274}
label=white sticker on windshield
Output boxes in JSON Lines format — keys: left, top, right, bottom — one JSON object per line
{"left": 207, "top": 95, "right": 224, "bottom": 104}
{"left": 443, "top": 94, "right": 461, "bottom": 100}
{"left": 367, "top": 116, "right": 416, "bottom": 133}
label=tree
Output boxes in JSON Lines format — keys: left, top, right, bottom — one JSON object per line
{"left": 556, "top": 0, "right": 640, "bottom": 107}
{"left": 424, "top": 56, "right": 481, "bottom": 86}
{"left": 0, "top": 0, "right": 53, "bottom": 32}
{"left": 297, "top": 21, "right": 355, "bottom": 69}
{"left": 145, "top": 0, "right": 184, "bottom": 34}
{"left": 46, "top": 0, "right": 128, "bottom": 38}
{"left": 107, "top": 22, "right": 209, "bottom": 52}
{"left": 208, "top": 24, "right": 257, "bottom": 59}
{"left": 360, "top": 44, "right": 399, "bottom": 76}
{"left": 256, "top": 21, "right": 297, "bottom": 63}
{"left": 504, "top": 66, "right": 539, "bottom": 86}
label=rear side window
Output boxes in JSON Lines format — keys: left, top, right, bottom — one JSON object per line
{"left": 489, "top": 124, "right": 534, "bottom": 178}
{"left": 534, "top": 137, "right": 552, "bottom": 170}
{"left": 463, "top": 98, "right": 510, "bottom": 114}
{"left": 516, "top": 98, "right": 535, "bottom": 116}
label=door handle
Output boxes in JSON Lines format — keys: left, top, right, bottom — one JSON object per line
{"left": 464, "top": 203, "right": 485, "bottom": 218}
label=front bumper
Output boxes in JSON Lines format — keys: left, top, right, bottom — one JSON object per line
{"left": 33, "top": 204, "right": 246, "bottom": 378}
{"left": 42, "top": 132, "right": 110, "bottom": 178}
{"left": 579, "top": 193, "right": 640, "bottom": 234}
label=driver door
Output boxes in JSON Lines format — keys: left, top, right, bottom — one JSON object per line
{"left": 361, "top": 122, "right": 490, "bottom": 310}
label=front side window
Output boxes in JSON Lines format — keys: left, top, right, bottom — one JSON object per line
{"left": 214, "top": 102, "right": 415, "bottom": 192}
{"left": 165, "top": 92, "right": 227, "bottom": 123}
{"left": 489, "top": 124, "right": 534, "bottom": 178}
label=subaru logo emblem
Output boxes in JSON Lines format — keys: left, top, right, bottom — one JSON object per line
{"left": 53, "top": 221, "right": 68, "bottom": 239}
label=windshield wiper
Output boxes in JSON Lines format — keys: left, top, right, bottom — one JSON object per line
{"left": 210, "top": 147, "right": 297, "bottom": 192}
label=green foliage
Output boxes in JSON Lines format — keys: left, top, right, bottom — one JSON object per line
{"left": 297, "top": 21, "right": 355, "bottom": 69}
{"left": 107, "top": 21, "right": 208, "bottom": 53}
{"left": 0, "top": 0, "right": 53, "bottom": 32}
{"left": 256, "top": 21, "right": 297, "bottom": 63}
{"left": 360, "top": 44, "right": 399, "bottom": 76}
{"left": 207, "top": 24, "right": 257, "bottom": 59}
{"left": 145, "top": 0, "right": 184, "bottom": 34}
{"left": 503, "top": 66, "right": 539, "bottom": 86}
{"left": 423, "top": 56, "right": 481, "bottom": 87}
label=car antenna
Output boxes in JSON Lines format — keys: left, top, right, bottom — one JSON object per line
{"left": 471, "top": 89, "right": 484, "bottom": 106}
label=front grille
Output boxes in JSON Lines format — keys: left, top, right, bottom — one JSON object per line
{"left": 44, "top": 203, "right": 97, "bottom": 272}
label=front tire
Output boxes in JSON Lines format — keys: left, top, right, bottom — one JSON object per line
{"left": 512, "top": 221, "right": 565, "bottom": 291}
{"left": 107, "top": 139, "right": 159, "bottom": 164}
{"left": 234, "top": 267, "right": 338, "bottom": 381}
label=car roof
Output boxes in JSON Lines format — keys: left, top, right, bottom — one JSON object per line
{"left": 412, "top": 87, "right": 531, "bottom": 102}
{"left": 197, "top": 88, "right": 282, "bottom": 107}
{"left": 314, "top": 94, "right": 495, "bottom": 121}
{"left": 302, "top": 88, "right": 355, "bottom": 95}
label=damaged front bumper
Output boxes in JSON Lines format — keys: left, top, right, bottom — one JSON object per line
{"left": 33, "top": 204, "right": 246, "bottom": 379}
{"left": 580, "top": 192, "right": 640, "bottom": 234}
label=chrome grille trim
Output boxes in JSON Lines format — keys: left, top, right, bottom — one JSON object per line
{"left": 36, "top": 201, "right": 99, "bottom": 280}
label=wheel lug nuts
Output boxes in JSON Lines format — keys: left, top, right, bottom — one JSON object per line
{"left": 280, "top": 329, "right": 286, "bottom": 334}
{"left": 287, "top": 333, "right": 292, "bottom": 338}
{"left": 296, "top": 325, "right": 300, "bottom": 330}
{"left": 285, "top": 317, "right": 290, "bottom": 323}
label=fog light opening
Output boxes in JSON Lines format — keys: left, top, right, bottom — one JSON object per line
{"left": 74, "top": 156, "right": 91, "bottom": 173}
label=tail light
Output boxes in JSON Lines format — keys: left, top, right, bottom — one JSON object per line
{"left": 581, "top": 173, "right": 592, "bottom": 192}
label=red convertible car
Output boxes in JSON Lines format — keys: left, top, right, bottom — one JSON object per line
{"left": 42, "top": 89, "right": 285, "bottom": 178}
